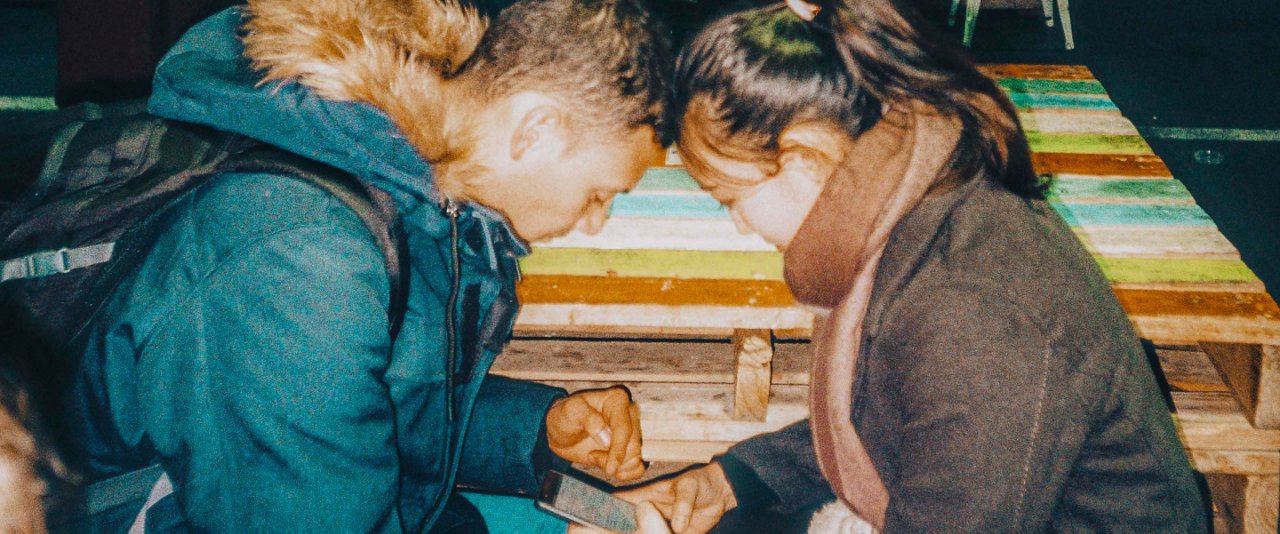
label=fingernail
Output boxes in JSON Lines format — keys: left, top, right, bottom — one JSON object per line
{"left": 595, "top": 428, "right": 612, "bottom": 448}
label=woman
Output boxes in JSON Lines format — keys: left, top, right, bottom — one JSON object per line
{"left": 626, "top": 0, "right": 1207, "bottom": 532}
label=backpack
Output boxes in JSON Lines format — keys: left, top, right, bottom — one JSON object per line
{"left": 0, "top": 109, "right": 409, "bottom": 434}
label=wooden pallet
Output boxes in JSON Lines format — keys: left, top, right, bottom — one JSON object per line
{"left": 494, "top": 339, "right": 1280, "bottom": 533}
{"left": 513, "top": 64, "right": 1280, "bottom": 432}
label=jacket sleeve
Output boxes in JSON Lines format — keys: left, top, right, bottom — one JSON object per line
{"left": 136, "top": 210, "right": 403, "bottom": 531}
{"left": 719, "top": 420, "right": 834, "bottom": 515}
{"left": 455, "top": 374, "right": 566, "bottom": 495}
{"left": 874, "top": 284, "right": 1060, "bottom": 532}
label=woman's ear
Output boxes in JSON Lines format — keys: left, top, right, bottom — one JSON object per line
{"left": 775, "top": 121, "right": 850, "bottom": 186}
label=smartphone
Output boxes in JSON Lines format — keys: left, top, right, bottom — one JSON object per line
{"left": 536, "top": 470, "right": 638, "bottom": 533}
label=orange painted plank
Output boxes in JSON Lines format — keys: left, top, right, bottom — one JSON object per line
{"left": 980, "top": 64, "right": 1096, "bottom": 80}
{"left": 517, "top": 276, "right": 797, "bottom": 307}
{"left": 1033, "top": 152, "right": 1173, "bottom": 177}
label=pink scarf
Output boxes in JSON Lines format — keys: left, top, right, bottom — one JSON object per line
{"left": 783, "top": 102, "right": 965, "bottom": 528}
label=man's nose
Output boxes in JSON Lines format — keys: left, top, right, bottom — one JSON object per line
{"left": 729, "top": 208, "right": 752, "bottom": 235}
{"left": 575, "top": 200, "right": 611, "bottom": 235}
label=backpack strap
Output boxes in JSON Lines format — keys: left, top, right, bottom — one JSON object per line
{"left": 215, "top": 147, "right": 410, "bottom": 339}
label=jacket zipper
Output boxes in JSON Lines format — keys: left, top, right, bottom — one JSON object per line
{"left": 444, "top": 199, "right": 461, "bottom": 423}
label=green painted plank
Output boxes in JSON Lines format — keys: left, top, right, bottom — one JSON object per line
{"left": 1009, "top": 93, "right": 1118, "bottom": 110}
{"left": 1047, "top": 178, "right": 1193, "bottom": 202}
{"left": 1026, "top": 132, "right": 1153, "bottom": 155}
{"left": 520, "top": 248, "right": 1257, "bottom": 284}
{"left": 1096, "top": 257, "right": 1258, "bottom": 284}
{"left": 998, "top": 78, "right": 1108, "bottom": 95}
{"left": 520, "top": 248, "right": 783, "bottom": 280}
{"left": 0, "top": 96, "right": 56, "bottom": 111}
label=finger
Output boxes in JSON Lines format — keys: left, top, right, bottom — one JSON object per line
{"left": 589, "top": 450, "right": 610, "bottom": 471}
{"left": 635, "top": 501, "right": 673, "bottom": 534}
{"left": 671, "top": 475, "right": 700, "bottom": 533}
{"left": 601, "top": 390, "right": 634, "bottom": 474}
{"left": 579, "top": 408, "right": 612, "bottom": 450}
{"left": 615, "top": 422, "right": 646, "bottom": 481}
{"left": 616, "top": 480, "right": 673, "bottom": 505}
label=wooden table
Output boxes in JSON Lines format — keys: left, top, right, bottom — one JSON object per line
{"left": 502, "top": 65, "right": 1279, "bottom": 532}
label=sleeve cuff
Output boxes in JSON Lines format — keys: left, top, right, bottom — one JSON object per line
{"left": 716, "top": 453, "right": 779, "bottom": 509}
{"left": 534, "top": 401, "right": 572, "bottom": 481}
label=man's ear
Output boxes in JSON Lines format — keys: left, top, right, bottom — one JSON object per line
{"left": 509, "top": 93, "right": 567, "bottom": 162}
{"left": 775, "top": 121, "right": 849, "bottom": 186}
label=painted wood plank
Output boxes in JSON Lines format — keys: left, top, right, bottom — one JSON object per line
{"left": 1095, "top": 258, "right": 1258, "bottom": 284}
{"left": 1017, "top": 109, "right": 1141, "bottom": 136}
{"left": 517, "top": 277, "right": 1280, "bottom": 321}
{"left": 514, "top": 303, "right": 813, "bottom": 336}
{"left": 539, "top": 218, "right": 1236, "bottom": 258}
{"left": 1047, "top": 177, "right": 1192, "bottom": 203}
{"left": 1074, "top": 227, "right": 1239, "bottom": 258}
{"left": 1033, "top": 153, "right": 1173, "bottom": 176}
{"left": 980, "top": 64, "right": 1096, "bottom": 80}
{"left": 538, "top": 218, "right": 776, "bottom": 252}
{"left": 519, "top": 248, "right": 782, "bottom": 280}
{"left": 1009, "top": 93, "right": 1118, "bottom": 111}
{"left": 606, "top": 191, "right": 1213, "bottom": 226}
{"left": 998, "top": 78, "right": 1108, "bottom": 95}
{"left": 1025, "top": 132, "right": 1153, "bottom": 155}
{"left": 1050, "top": 203, "right": 1214, "bottom": 227}
{"left": 521, "top": 247, "right": 1256, "bottom": 284}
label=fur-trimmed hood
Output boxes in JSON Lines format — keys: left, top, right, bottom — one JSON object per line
{"left": 148, "top": 2, "right": 485, "bottom": 216}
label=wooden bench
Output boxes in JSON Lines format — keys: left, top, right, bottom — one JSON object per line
{"left": 507, "top": 64, "right": 1280, "bottom": 532}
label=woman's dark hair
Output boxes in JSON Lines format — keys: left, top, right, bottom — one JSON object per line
{"left": 675, "top": 0, "right": 1047, "bottom": 198}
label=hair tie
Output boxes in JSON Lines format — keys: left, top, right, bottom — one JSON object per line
{"left": 784, "top": 0, "right": 821, "bottom": 21}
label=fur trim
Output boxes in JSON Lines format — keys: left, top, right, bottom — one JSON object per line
{"left": 809, "top": 501, "right": 879, "bottom": 534}
{"left": 241, "top": 0, "right": 487, "bottom": 163}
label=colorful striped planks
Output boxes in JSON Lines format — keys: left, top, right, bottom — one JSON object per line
{"left": 515, "top": 64, "right": 1280, "bottom": 346}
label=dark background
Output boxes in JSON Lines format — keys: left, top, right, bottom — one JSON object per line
{"left": 2, "top": 0, "right": 1278, "bottom": 294}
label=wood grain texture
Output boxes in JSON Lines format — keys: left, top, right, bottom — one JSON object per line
{"left": 1032, "top": 152, "right": 1173, "bottom": 176}
{"left": 1200, "top": 343, "right": 1280, "bottom": 429}
{"left": 732, "top": 329, "right": 774, "bottom": 421}
{"left": 979, "top": 64, "right": 1096, "bottom": 80}
{"left": 1018, "top": 109, "right": 1141, "bottom": 136}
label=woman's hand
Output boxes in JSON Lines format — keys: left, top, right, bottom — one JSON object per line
{"left": 565, "top": 501, "right": 672, "bottom": 534}
{"left": 545, "top": 386, "right": 645, "bottom": 480}
{"left": 620, "top": 463, "right": 737, "bottom": 534}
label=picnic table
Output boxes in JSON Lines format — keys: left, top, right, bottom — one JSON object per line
{"left": 495, "top": 65, "right": 1279, "bottom": 532}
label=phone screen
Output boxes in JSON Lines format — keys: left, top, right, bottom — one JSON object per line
{"left": 536, "top": 470, "right": 638, "bottom": 533}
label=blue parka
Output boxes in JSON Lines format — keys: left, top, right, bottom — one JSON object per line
{"left": 68, "top": 8, "right": 565, "bottom": 532}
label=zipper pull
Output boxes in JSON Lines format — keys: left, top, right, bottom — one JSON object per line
{"left": 443, "top": 198, "right": 461, "bottom": 219}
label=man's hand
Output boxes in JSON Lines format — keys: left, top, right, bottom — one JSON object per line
{"left": 619, "top": 463, "right": 737, "bottom": 534}
{"left": 545, "top": 386, "right": 644, "bottom": 480}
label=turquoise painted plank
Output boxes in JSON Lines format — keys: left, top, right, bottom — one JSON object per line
{"left": 1049, "top": 203, "right": 1215, "bottom": 227}
{"left": 612, "top": 191, "right": 1216, "bottom": 227}
{"left": 999, "top": 78, "right": 1108, "bottom": 95}
{"left": 611, "top": 194, "right": 728, "bottom": 218}
{"left": 1009, "top": 93, "right": 1118, "bottom": 110}
{"left": 1047, "top": 178, "right": 1193, "bottom": 202}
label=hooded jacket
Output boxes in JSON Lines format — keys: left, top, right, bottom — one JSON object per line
{"left": 67, "top": 7, "right": 564, "bottom": 532}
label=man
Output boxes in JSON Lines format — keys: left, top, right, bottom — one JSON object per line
{"left": 65, "top": 0, "right": 673, "bottom": 531}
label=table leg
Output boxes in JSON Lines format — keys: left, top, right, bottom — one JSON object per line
{"left": 732, "top": 329, "right": 774, "bottom": 422}
{"left": 1200, "top": 343, "right": 1280, "bottom": 429}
